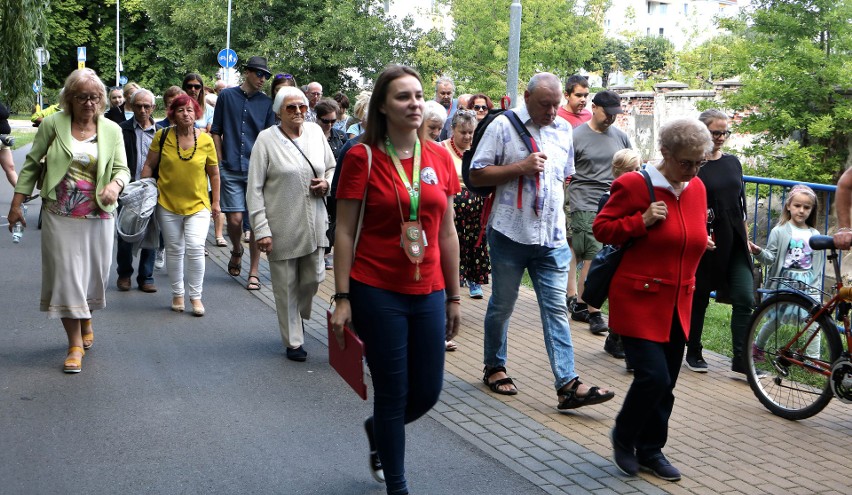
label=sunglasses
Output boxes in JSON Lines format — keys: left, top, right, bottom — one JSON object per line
{"left": 679, "top": 159, "right": 708, "bottom": 169}
{"left": 254, "top": 70, "right": 270, "bottom": 79}
{"left": 318, "top": 117, "right": 337, "bottom": 125}
{"left": 275, "top": 73, "right": 294, "bottom": 80}
{"left": 710, "top": 130, "right": 732, "bottom": 138}
{"left": 472, "top": 105, "right": 488, "bottom": 111}
{"left": 185, "top": 83, "right": 202, "bottom": 90}
{"left": 285, "top": 104, "right": 308, "bottom": 114}
{"left": 74, "top": 94, "right": 101, "bottom": 104}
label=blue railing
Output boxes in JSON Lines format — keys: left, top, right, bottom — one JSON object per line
{"left": 743, "top": 175, "right": 837, "bottom": 295}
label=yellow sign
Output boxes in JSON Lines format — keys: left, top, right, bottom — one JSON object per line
{"left": 78, "top": 61, "right": 85, "bottom": 69}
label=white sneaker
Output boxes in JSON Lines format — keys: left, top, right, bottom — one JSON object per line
{"left": 154, "top": 249, "right": 165, "bottom": 269}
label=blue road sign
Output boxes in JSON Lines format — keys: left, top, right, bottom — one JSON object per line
{"left": 119, "top": 75, "right": 128, "bottom": 85}
{"left": 77, "top": 47, "right": 86, "bottom": 62}
{"left": 218, "top": 49, "right": 238, "bottom": 68}
{"left": 33, "top": 81, "right": 41, "bottom": 93}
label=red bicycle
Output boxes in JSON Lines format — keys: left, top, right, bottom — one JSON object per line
{"left": 745, "top": 235, "right": 852, "bottom": 419}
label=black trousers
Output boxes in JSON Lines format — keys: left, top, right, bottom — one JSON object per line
{"left": 613, "top": 315, "right": 686, "bottom": 460}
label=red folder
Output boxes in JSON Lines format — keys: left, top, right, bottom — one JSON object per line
{"left": 327, "top": 309, "right": 368, "bottom": 400}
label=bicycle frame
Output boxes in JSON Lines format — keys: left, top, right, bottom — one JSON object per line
{"left": 770, "top": 246, "right": 852, "bottom": 378}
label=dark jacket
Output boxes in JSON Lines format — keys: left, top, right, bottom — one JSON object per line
{"left": 105, "top": 105, "right": 126, "bottom": 124}
{"left": 119, "top": 118, "right": 163, "bottom": 182}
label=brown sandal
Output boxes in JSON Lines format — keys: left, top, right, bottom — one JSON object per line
{"left": 246, "top": 274, "right": 261, "bottom": 291}
{"left": 228, "top": 247, "right": 244, "bottom": 276}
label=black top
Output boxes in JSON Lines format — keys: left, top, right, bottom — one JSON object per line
{"left": 0, "top": 100, "right": 11, "bottom": 134}
{"left": 105, "top": 105, "right": 125, "bottom": 124}
{"left": 695, "top": 153, "right": 752, "bottom": 297}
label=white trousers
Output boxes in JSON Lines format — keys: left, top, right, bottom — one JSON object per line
{"left": 157, "top": 206, "right": 211, "bottom": 300}
{"left": 269, "top": 248, "right": 325, "bottom": 348}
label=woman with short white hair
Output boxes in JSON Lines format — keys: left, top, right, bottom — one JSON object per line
{"left": 421, "top": 100, "right": 447, "bottom": 142}
{"left": 247, "top": 86, "right": 336, "bottom": 362}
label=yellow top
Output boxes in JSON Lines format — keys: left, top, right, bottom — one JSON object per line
{"left": 151, "top": 129, "right": 217, "bottom": 215}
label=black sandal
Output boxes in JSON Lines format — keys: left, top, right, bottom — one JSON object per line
{"left": 228, "top": 247, "right": 243, "bottom": 276}
{"left": 483, "top": 366, "right": 518, "bottom": 396}
{"left": 557, "top": 378, "right": 614, "bottom": 410}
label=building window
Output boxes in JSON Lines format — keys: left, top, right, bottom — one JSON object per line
{"left": 659, "top": 3, "right": 667, "bottom": 15}
{"left": 684, "top": 3, "right": 689, "bottom": 15}
{"left": 647, "top": 27, "right": 651, "bottom": 36}
{"left": 659, "top": 27, "right": 665, "bottom": 36}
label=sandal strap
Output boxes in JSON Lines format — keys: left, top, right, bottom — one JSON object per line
{"left": 483, "top": 365, "right": 508, "bottom": 379}
{"left": 490, "top": 377, "right": 515, "bottom": 387}
{"left": 67, "top": 346, "right": 85, "bottom": 355}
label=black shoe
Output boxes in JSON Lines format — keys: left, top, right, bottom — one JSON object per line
{"left": 588, "top": 312, "right": 608, "bottom": 335}
{"left": 685, "top": 354, "right": 708, "bottom": 373}
{"left": 286, "top": 346, "right": 307, "bottom": 362}
{"left": 364, "top": 418, "right": 385, "bottom": 483}
{"left": 567, "top": 294, "right": 577, "bottom": 311}
{"left": 570, "top": 302, "right": 590, "bottom": 323}
{"left": 638, "top": 454, "right": 681, "bottom": 481}
{"left": 625, "top": 358, "right": 634, "bottom": 373}
{"left": 610, "top": 429, "right": 638, "bottom": 476}
{"left": 604, "top": 333, "right": 625, "bottom": 359}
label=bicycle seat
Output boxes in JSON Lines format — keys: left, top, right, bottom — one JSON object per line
{"left": 809, "top": 235, "right": 835, "bottom": 251}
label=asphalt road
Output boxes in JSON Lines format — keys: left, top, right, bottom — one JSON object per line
{"left": 0, "top": 144, "right": 544, "bottom": 495}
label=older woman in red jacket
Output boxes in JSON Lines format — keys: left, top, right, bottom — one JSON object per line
{"left": 593, "top": 118, "right": 713, "bottom": 483}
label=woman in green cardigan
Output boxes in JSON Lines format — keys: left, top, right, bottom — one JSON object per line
{"left": 7, "top": 68, "right": 130, "bottom": 374}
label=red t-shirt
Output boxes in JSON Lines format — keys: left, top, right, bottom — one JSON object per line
{"left": 337, "top": 141, "right": 461, "bottom": 295}
{"left": 557, "top": 106, "right": 592, "bottom": 128}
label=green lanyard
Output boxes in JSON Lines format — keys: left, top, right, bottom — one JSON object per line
{"left": 384, "top": 137, "right": 421, "bottom": 221}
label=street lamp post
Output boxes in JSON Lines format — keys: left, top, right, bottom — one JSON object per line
{"left": 225, "top": 0, "right": 232, "bottom": 85}
{"left": 507, "top": 0, "right": 522, "bottom": 107}
{"left": 116, "top": 0, "right": 120, "bottom": 87}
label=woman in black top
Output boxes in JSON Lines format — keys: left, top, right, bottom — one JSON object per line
{"left": 686, "top": 109, "right": 753, "bottom": 374}
{"left": 0, "top": 89, "right": 17, "bottom": 186}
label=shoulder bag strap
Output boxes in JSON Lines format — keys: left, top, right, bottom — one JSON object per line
{"left": 353, "top": 143, "right": 372, "bottom": 254}
{"left": 639, "top": 169, "right": 655, "bottom": 203}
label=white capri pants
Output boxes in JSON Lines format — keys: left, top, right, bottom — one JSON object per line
{"left": 157, "top": 206, "right": 211, "bottom": 300}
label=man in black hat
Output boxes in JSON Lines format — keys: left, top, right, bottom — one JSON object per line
{"left": 211, "top": 55, "right": 276, "bottom": 289}
{"left": 566, "top": 90, "right": 632, "bottom": 338}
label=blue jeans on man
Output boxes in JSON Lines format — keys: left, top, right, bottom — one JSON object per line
{"left": 483, "top": 227, "right": 577, "bottom": 391}
{"left": 116, "top": 236, "right": 155, "bottom": 287}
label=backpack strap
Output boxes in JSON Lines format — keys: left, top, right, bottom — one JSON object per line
{"left": 504, "top": 110, "right": 542, "bottom": 214}
{"left": 639, "top": 169, "right": 655, "bottom": 203}
{"left": 353, "top": 143, "right": 372, "bottom": 254}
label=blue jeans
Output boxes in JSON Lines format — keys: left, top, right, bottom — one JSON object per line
{"left": 350, "top": 280, "right": 446, "bottom": 495}
{"left": 116, "top": 236, "right": 155, "bottom": 285}
{"left": 483, "top": 228, "right": 576, "bottom": 391}
{"left": 614, "top": 315, "right": 685, "bottom": 460}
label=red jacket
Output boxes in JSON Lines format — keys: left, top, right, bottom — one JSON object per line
{"left": 593, "top": 171, "right": 708, "bottom": 343}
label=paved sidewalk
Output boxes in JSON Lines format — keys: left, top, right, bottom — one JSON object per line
{"left": 206, "top": 237, "right": 852, "bottom": 495}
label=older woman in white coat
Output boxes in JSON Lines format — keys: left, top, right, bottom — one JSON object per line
{"left": 247, "top": 87, "right": 336, "bottom": 362}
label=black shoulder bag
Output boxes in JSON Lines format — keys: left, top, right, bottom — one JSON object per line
{"left": 581, "top": 170, "right": 655, "bottom": 309}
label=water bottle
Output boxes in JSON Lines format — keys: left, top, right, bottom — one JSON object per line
{"left": 11, "top": 205, "right": 27, "bottom": 244}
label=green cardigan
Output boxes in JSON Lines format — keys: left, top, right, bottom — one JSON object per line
{"left": 15, "top": 111, "right": 130, "bottom": 213}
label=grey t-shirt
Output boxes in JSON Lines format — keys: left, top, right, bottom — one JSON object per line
{"left": 567, "top": 123, "right": 631, "bottom": 211}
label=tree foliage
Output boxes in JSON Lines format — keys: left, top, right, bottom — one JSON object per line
{"left": 448, "top": 0, "right": 607, "bottom": 98}
{"left": 0, "top": 0, "right": 48, "bottom": 110}
{"left": 670, "top": 34, "right": 740, "bottom": 89}
{"left": 720, "top": 0, "right": 852, "bottom": 183}
{"left": 588, "top": 38, "right": 630, "bottom": 87}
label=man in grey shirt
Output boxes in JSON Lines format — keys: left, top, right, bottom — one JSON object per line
{"left": 567, "top": 90, "right": 631, "bottom": 335}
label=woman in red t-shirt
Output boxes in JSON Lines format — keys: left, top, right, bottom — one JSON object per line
{"left": 330, "top": 65, "right": 461, "bottom": 495}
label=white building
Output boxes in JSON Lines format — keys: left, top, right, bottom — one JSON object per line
{"left": 604, "top": 0, "right": 745, "bottom": 50}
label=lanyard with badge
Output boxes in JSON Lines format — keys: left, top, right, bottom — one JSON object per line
{"left": 385, "top": 137, "right": 426, "bottom": 281}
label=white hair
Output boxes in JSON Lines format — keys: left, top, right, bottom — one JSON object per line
{"left": 273, "top": 86, "right": 309, "bottom": 114}
{"left": 422, "top": 100, "right": 447, "bottom": 124}
{"left": 129, "top": 88, "right": 154, "bottom": 105}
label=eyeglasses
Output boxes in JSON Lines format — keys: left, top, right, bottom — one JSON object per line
{"left": 308, "top": 92, "right": 323, "bottom": 97}
{"left": 710, "top": 130, "right": 732, "bottom": 138}
{"left": 185, "top": 83, "right": 202, "bottom": 90}
{"left": 679, "top": 159, "right": 708, "bottom": 169}
{"left": 74, "top": 94, "right": 101, "bottom": 104}
{"left": 285, "top": 104, "right": 308, "bottom": 114}
{"left": 275, "top": 73, "right": 294, "bottom": 80}
{"left": 254, "top": 70, "right": 270, "bottom": 80}
{"left": 472, "top": 105, "right": 488, "bottom": 111}
{"left": 134, "top": 104, "right": 153, "bottom": 111}
{"left": 318, "top": 117, "right": 336, "bottom": 125}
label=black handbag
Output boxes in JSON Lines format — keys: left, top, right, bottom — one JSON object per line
{"left": 581, "top": 170, "right": 655, "bottom": 309}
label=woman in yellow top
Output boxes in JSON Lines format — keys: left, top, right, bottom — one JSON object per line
{"left": 141, "top": 94, "right": 220, "bottom": 316}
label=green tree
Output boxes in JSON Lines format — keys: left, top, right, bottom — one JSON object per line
{"left": 670, "top": 34, "right": 740, "bottom": 89}
{"left": 449, "top": 0, "right": 607, "bottom": 98}
{"left": 628, "top": 35, "right": 673, "bottom": 79}
{"left": 720, "top": 0, "right": 852, "bottom": 183}
{"left": 0, "top": 0, "right": 48, "bottom": 110}
{"left": 588, "top": 38, "right": 630, "bottom": 87}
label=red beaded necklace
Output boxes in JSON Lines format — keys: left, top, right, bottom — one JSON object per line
{"left": 448, "top": 137, "right": 465, "bottom": 159}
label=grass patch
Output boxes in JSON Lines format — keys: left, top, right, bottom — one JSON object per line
{"left": 10, "top": 129, "right": 36, "bottom": 150}
{"left": 523, "top": 270, "right": 735, "bottom": 357}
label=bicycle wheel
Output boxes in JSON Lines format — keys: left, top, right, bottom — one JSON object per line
{"left": 745, "top": 292, "right": 842, "bottom": 420}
